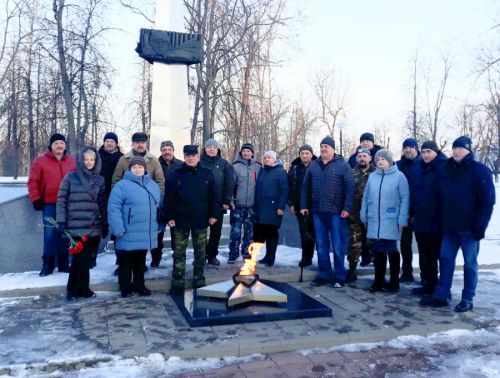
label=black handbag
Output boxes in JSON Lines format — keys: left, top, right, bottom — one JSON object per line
{"left": 131, "top": 181, "right": 167, "bottom": 223}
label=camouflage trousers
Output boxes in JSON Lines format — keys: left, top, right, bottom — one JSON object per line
{"left": 171, "top": 228, "right": 207, "bottom": 290}
{"left": 348, "top": 222, "right": 367, "bottom": 264}
{"left": 228, "top": 207, "right": 255, "bottom": 259}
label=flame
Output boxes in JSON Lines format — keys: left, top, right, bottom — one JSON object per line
{"left": 239, "top": 242, "right": 265, "bottom": 276}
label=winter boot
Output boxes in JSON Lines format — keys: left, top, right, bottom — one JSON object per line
{"left": 57, "top": 252, "right": 69, "bottom": 273}
{"left": 369, "top": 253, "right": 387, "bottom": 292}
{"left": 386, "top": 252, "right": 400, "bottom": 292}
{"left": 263, "top": 237, "right": 279, "bottom": 267}
{"left": 299, "top": 240, "right": 315, "bottom": 267}
{"left": 39, "top": 256, "right": 55, "bottom": 277}
{"left": 345, "top": 261, "right": 358, "bottom": 283}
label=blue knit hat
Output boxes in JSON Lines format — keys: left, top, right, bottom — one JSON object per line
{"left": 402, "top": 138, "right": 419, "bottom": 150}
{"left": 320, "top": 136, "right": 335, "bottom": 149}
{"left": 452, "top": 136, "right": 472, "bottom": 152}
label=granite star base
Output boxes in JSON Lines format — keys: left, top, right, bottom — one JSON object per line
{"left": 171, "top": 280, "right": 332, "bottom": 327}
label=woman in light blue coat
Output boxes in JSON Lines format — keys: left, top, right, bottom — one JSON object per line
{"left": 361, "top": 149, "right": 409, "bottom": 292}
{"left": 108, "top": 156, "right": 161, "bottom": 297}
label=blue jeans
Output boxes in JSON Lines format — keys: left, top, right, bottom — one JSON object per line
{"left": 42, "top": 204, "right": 67, "bottom": 258}
{"left": 433, "top": 231, "right": 479, "bottom": 304}
{"left": 229, "top": 207, "right": 255, "bottom": 259}
{"left": 313, "top": 213, "right": 348, "bottom": 282}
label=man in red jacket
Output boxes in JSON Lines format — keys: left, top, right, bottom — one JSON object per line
{"left": 28, "top": 133, "right": 76, "bottom": 276}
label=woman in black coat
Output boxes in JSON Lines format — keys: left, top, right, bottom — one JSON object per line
{"left": 57, "top": 147, "right": 106, "bottom": 300}
{"left": 254, "top": 151, "right": 289, "bottom": 267}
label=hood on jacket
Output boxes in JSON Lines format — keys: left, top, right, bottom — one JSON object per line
{"left": 375, "top": 164, "right": 399, "bottom": 176}
{"left": 124, "top": 170, "right": 152, "bottom": 185}
{"left": 77, "top": 146, "right": 102, "bottom": 176}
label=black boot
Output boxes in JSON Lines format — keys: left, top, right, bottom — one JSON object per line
{"left": 346, "top": 261, "right": 358, "bottom": 283}
{"left": 387, "top": 252, "right": 400, "bottom": 292}
{"left": 264, "top": 237, "right": 279, "bottom": 266}
{"left": 150, "top": 248, "right": 162, "bottom": 268}
{"left": 299, "top": 240, "right": 315, "bottom": 267}
{"left": 369, "top": 253, "right": 387, "bottom": 292}
{"left": 57, "top": 252, "right": 69, "bottom": 273}
{"left": 39, "top": 257, "right": 55, "bottom": 277}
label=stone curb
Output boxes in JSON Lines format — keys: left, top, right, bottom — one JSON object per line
{"left": 1, "top": 263, "right": 499, "bottom": 298}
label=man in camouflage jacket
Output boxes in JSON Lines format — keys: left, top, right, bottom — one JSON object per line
{"left": 347, "top": 147, "right": 375, "bottom": 282}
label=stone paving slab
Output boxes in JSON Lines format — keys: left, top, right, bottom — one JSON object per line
{"left": 1, "top": 266, "right": 499, "bottom": 376}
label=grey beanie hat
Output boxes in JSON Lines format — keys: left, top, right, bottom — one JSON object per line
{"left": 374, "top": 149, "right": 394, "bottom": 165}
{"left": 204, "top": 139, "right": 219, "bottom": 149}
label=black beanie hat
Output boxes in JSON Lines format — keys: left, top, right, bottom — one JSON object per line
{"left": 421, "top": 140, "right": 440, "bottom": 154}
{"left": 402, "top": 138, "right": 419, "bottom": 150}
{"left": 103, "top": 132, "right": 118, "bottom": 144}
{"left": 131, "top": 132, "right": 148, "bottom": 143}
{"left": 49, "top": 133, "right": 65, "bottom": 146}
{"left": 320, "top": 136, "right": 335, "bottom": 149}
{"left": 240, "top": 143, "right": 254, "bottom": 154}
{"left": 359, "top": 132, "right": 375, "bottom": 143}
{"left": 299, "top": 144, "right": 313, "bottom": 154}
{"left": 452, "top": 136, "right": 472, "bottom": 152}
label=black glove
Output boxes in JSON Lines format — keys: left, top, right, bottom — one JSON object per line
{"left": 101, "top": 224, "right": 109, "bottom": 239}
{"left": 33, "top": 200, "right": 44, "bottom": 211}
{"left": 57, "top": 222, "right": 66, "bottom": 235}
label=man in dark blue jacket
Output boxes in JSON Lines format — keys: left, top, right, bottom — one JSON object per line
{"left": 396, "top": 138, "right": 423, "bottom": 282}
{"left": 411, "top": 141, "right": 447, "bottom": 295}
{"left": 200, "top": 139, "right": 234, "bottom": 266}
{"left": 421, "top": 136, "right": 495, "bottom": 312}
{"left": 300, "top": 136, "right": 355, "bottom": 287}
{"left": 165, "top": 145, "right": 218, "bottom": 292}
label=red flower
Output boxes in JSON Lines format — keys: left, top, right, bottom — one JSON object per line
{"left": 82, "top": 236, "right": 88, "bottom": 242}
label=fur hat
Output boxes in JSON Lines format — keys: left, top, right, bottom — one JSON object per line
{"left": 131, "top": 132, "right": 148, "bottom": 143}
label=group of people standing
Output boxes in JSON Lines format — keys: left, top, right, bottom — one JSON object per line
{"left": 27, "top": 129, "right": 495, "bottom": 312}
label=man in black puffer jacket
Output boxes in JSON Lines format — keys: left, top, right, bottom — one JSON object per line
{"left": 200, "top": 139, "right": 234, "bottom": 266}
{"left": 288, "top": 144, "right": 317, "bottom": 267}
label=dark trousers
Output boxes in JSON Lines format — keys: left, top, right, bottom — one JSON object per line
{"left": 42, "top": 204, "right": 69, "bottom": 271}
{"left": 206, "top": 212, "right": 225, "bottom": 260}
{"left": 400, "top": 225, "right": 414, "bottom": 276}
{"left": 415, "top": 232, "right": 442, "bottom": 291}
{"left": 67, "top": 236, "right": 99, "bottom": 296}
{"left": 296, "top": 212, "right": 315, "bottom": 263}
{"left": 253, "top": 223, "right": 280, "bottom": 265}
{"left": 117, "top": 250, "right": 147, "bottom": 293}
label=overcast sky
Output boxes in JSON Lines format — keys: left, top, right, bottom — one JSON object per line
{"left": 105, "top": 0, "right": 498, "bottom": 152}
{"left": 274, "top": 0, "right": 499, "bottom": 150}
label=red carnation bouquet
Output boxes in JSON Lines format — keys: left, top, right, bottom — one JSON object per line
{"left": 42, "top": 217, "right": 89, "bottom": 255}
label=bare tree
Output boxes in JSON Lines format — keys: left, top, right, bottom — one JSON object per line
{"left": 311, "top": 67, "right": 348, "bottom": 139}
{"left": 424, "top": 54, "right": 451, "bottom": 145}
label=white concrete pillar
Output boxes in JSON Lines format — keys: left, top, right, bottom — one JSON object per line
{"left": 150, "top": 0, "right": 191, "bottom": 155}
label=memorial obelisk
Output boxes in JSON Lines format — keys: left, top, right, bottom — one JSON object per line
{"left": 149, "top": 0, "right": 191, "bottom": 153}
